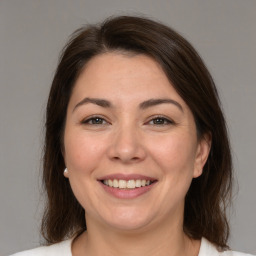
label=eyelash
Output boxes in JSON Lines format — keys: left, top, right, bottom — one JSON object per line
{"left": 81, "top": 115, "right": 174, "bottom": 126}
{"left": 81, "top": 116, "right": 109, "bottom": 125}
{"left": 146, "top": 116, "right": 174, "bottom": 126}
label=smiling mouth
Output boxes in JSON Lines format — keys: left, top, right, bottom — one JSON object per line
{"left": 101, "top": 179, "right": 156, "bottom": 189}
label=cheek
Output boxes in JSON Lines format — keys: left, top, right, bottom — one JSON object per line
{"left": 64, "top": 130, "right": 107, "bottom": 175}
{"left": 63, "top": 131, "right": 108, "bottom": 212}
{"left": 149, "top": 133, "right": 198, "bottom": 209}
{"left": 148, "top": 131, "right": 197, "bottom": 176}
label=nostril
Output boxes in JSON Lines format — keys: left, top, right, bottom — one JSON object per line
{"left": 112, "top": 155, "right": 141, "bottom": 163}
{"left": 107, "top": 137, "right": 147, "bottom": 163}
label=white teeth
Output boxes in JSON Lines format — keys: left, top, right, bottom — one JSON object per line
{"left": 119, "top": 180, "right": 126, "bottom": 189}
{"left": 113, "top": 179, "right": 119, "bottom": 188}
{"left": 108, "top": 180, "right": 113, "bottom": 187}
{"left": 135, "top": 180, "right": 141, "bottom": 187}
{"left": 127, "top": 180, "right": 136, "bottom": 189}
{"left": 103, "top": 179, "right": 153, "bottom": 189}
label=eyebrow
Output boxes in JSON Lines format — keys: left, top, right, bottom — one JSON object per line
{"left": 73, "top": 97, "right": 112, "bottom": 112}
{"left": 73, "top": 97, "right": 183, "bottom": 112}
{"left": 139, "top": 98, "right": 183, "bottom": 112}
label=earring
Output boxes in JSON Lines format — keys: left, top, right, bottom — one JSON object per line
{"left": 63, "top": 168, "right": 69, "bottom": 177}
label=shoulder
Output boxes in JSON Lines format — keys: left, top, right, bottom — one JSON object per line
{"left": 199, "top": 237, "right": 255, "bottom": 256}
{"left": 9, "top": 239, "right": 72, "bottom": 256}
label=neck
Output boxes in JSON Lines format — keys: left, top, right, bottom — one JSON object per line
{"left": 72, "top": 215, "right": 200, "bottom": 256}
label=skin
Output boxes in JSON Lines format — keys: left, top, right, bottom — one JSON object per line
{"left": 63, "top": 53, "right": 211, "bottom": 256}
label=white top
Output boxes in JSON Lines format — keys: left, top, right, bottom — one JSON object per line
{"left": 10, "top": 237, "right": 255, "bottom": 256}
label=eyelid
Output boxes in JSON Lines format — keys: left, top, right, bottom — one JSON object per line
{"left": 80, "top": 114, "right": 175, "bottom": 126}
{"left": 145, "top": 115, "right": 175, "bottom": 125}
{"left": 80, "top": 115, "right": 111, "bottom": 125}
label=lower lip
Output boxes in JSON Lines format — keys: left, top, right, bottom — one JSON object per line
{"left": 99, "top": 182, "right": 156, "bottom": 199}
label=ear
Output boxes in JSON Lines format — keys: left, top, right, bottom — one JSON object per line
{"left": 193, "top": 133, "right": 212, "bottom": 178}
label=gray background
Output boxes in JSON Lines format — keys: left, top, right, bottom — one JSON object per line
{"left": 1, "top": 0, "right": 255, "bottom": 255}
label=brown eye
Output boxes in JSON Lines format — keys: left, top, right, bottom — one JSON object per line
{"left": 82, "top": 117, "right": 107, "bottom": 125}
{"left": 149, "top": 117, "right": 173, "bottom": 125}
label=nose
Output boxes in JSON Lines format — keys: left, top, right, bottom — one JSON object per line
{"left": 107, "top": 125, "right": 146, "bottom": 164}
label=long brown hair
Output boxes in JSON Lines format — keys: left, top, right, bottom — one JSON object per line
{"left": 41, "top": 16, "right": 232, "bottom": 248}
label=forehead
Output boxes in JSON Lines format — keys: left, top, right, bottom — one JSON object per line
{"left": 79, "top": 52, "right": 167, "bottom": 85}
{"left": 69, "top": 52, "right": 186, "bottom": 108}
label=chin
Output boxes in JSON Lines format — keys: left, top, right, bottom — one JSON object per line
{"left": 106, "top": 219, "right": 151, "bottom": 232}
{"left": 98, "top": 207, "right": 155, "bottom": 232}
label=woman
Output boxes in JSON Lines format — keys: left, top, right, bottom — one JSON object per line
{"left": 11, "top": 16, "right": 254, "bottom": 256}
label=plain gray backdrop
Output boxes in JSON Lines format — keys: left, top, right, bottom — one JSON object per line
{"left": 1, "top": 0, "right": 255, "bottom": 255}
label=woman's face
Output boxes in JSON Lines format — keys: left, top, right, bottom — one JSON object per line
{"left": 64, "top": 53, "right": 210, "bottom": 232}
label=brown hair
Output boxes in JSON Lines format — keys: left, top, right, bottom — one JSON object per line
{"left": 41, "top": 15, "right": 232, "bottom": 248}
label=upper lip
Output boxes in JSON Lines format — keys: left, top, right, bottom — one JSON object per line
{"left": 98, "top": 173, "right": 157, "bottom": 181}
